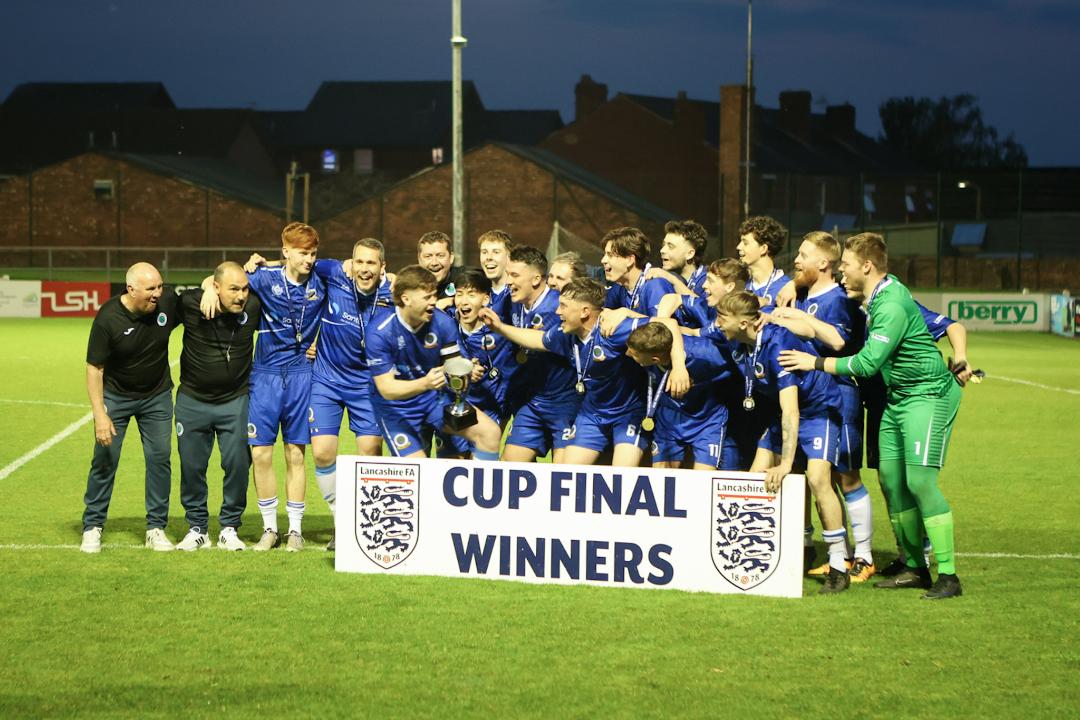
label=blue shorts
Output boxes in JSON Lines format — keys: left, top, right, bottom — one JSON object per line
{"left": 373, "top": 392, "right": 448, "bottom": 457}
{"left": 308, "top": 378, "right": 380, "bottom": 438}
{"left": 725, "top": 401, "right": 769, "bottom": 470}
{"left": 505, "top": 398, "right": 580, "bottom": 456}
{"left": 653, "top": 411, "right": 727, "bottom": 468}
{"left": 758, "top": 412, "right": 840, "bottom": 464}
{"left": 248, "top": 368, "right": 312, "bottom": 446}
{"left": 835, "top": 383, "right": 863, "bottom": 473}
{"left": 566, "top": 406, "right": 647, "bottom": 453}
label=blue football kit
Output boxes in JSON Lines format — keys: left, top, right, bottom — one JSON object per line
{"left": 736, "top": 324, "right": 841, "bottom": 463}
{"left": 605, "top": 265, "right": 676, "bottom": 317}
{"left": 365, "top": 307, "right": 461, "bottom": 456}
{"left": 246, "top": 265, "right": 327, "bottom": 446}
{"left": 542, "top": 317, "right": 647, "bottom": 452}
{"left": 747, "top": 268, "right": 790, "bottom": 312}
{"left": 796, "top": 283, "right": 866, "bottom": 472}
{"left": 308, "top": 260, "right": 393, "bottom": 439}
{"left": 488, "top": 284, "right": 513, "bottom": 323}
{"left": 504, "top": 288, "right": 581, "bottom": 456}
{"left": 646, "top": 335, "right": 736, "bottom": 468}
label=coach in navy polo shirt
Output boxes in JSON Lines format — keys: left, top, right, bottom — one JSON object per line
{"left": 81, "top": 262, "right": 181, "bottom": 554}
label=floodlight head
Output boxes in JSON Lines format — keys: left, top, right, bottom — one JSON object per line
{"left": 957, "top": 181, "right": 969, "bottom": 189}
{"left": 450, "top": 35, "right": 468, "bottom": 47}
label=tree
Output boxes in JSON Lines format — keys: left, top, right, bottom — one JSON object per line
{"left": 879, "top": 94, "right": 1027, "bottom": 169}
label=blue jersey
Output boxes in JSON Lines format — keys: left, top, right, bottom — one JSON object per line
{"left": 677, "top": 294, "right": 715, "bottom": 329}
{"left": 747, "top": 268, "right": 790, "bottom": 312}
{"left": 456, "top": 321, "right": 514, "bottom": 415}
{"left": 685, "top": 265, "right": 708, "bottom": 296}
{"left": 646, "top": 335, "right": 734, "bottom": 425}
{"left": 542, "top": 318, "right": 645, "bottom": 416}
{"left": 737, "top": 324, "right": 839, "bottom": 416}
{"left": 365, "top": 308, "right": 460, "bottom": 411}
{"left": 248, "top": 265, "right": 327, "bottom": 372}
{"left": 916, "top": 301, "right": 955, "bottom": 341}
{"left": 796, "top": 283, "right": 864, "bottom": 389}
{"left": 507, "top": 288, "right": 576, "bottom": 407}
{"left": 311, "top": 259, "right": 392, "bottom": 385}
{"left": 605, "top": 266, "right": 675, "bottom": 317}
{"left": 488, "top": 284, "right": 513, "bottom": 323}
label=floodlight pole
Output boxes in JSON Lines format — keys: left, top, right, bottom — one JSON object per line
{"left": 451, "top": 0, "right": 467, "bottom": 263}
{"left": 743, "top": 0, "right": 753, "bottom": 220}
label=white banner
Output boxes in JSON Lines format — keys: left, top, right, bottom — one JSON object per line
{"left": 335, "top": 457, "right": 806, "bottom": 598}
{"left": 942, "top": 292, "right": 1048, "bottom": 332}
{"left": 0, "top": 280, "right": 41, "bottom": 318}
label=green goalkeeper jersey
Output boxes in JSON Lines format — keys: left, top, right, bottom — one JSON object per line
{"left": 835, "top": 275, "right": 953, "bottom": 400}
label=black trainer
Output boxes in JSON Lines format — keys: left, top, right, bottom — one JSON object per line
{"left": 874, "top": 566, "right": 932, "bottom": 589}
{"left": 922, "top": 573, "right": 963, "bottom": 600}
{"left": 878, "top": 558, "right": 908, "bottom": 577}
{"left": 819, "top": 566, "right": 851, "bottom": 594}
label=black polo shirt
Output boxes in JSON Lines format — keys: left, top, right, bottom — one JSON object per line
{"left": 177, "top": 289, "right": 261, "bottom": 404}
{"left": 86, "top": 292, "right": 182, "bottom": 399}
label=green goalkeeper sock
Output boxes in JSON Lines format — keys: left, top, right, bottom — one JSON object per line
{"left": 923, "top": 512, "right": 957, "bottom": 575}
{"left": 892, "top": 508, "right": 926, "bottom": 569}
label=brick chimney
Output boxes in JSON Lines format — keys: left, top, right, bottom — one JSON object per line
{"left": 778, "top": 90, "right": 812, "bottom": 139}
{"left": 575, "top": 74, "right": 608, "bottom": 122}
{"left": 674, "top": 90, "right": 705, "bottom": 142}
{"left": 825, "top": 103, "right": 856, "bottom": 139}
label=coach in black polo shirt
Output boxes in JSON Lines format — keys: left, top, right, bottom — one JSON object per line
{"left": 174, "top": 262, "right": 261, "bottom": 552}
{"left": 81, "top": 262, "right": 181, "bottom": 553}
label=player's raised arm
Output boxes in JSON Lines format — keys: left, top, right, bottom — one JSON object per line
{"left": 767, "top": 307, "right": 846, "bottom": 352}
{"left": 478, "top": 307, "right": 547, "bottom": 351}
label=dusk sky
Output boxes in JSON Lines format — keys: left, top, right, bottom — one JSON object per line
{"left": 2, "top": 0, "right": 1077, "bottom": 165}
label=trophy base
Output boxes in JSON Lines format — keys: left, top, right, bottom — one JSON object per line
{"left": 444, "top": 405, "right": 478, "bottom": 431}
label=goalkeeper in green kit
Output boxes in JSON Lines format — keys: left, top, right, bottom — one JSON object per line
{"left": 779, "top": 232, "right": 963, "bottom": 600}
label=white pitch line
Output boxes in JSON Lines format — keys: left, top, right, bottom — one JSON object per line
{"left": 0, "top": 398, "right": 86, "bottom": 408}
{"left": 0, "top": 412, "right": 93, "bottom": 481}
{"left": 990, "top": 375, "right": 1080, "bottom": 396}
{"left": 957, "top": 551, "right": 1080, "bottom": 560}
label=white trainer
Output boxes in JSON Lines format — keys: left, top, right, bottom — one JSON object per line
{"left": 81, "top": 527, "right": 103, "bottom": 554}
{"left": 217, "top": 527, "right": 246, "bottom": 551}
{"left": 144, "top": 528, "right": 175, "bottom": 552}
{"left": 176, "top": 528, "right": 212, "bottom": 551}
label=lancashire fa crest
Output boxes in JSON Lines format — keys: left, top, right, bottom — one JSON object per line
{"left": 711, "top": 478, "right": 780, "bottom": 591}
{"left": 355, "top": 461, "right": 420, "bottom": 569}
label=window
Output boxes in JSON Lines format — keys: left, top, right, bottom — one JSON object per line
{"left": 432, "top": 147, "right": 445, "bottom": 165}
{"left": 93, "top": 179, "right": 114, "bottom": 200}
{"left": 321, "top": 149, "right": 339, "bottom": 173}
{"left": 353, "top": 149, "right": 373, "bottom": 175}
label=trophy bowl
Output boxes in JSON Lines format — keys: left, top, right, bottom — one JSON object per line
{"left": 443, "top": 356, "right": 478, "bottom": 431}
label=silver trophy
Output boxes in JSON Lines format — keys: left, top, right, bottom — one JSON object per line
{"left": 443, "top": 356, "right": 478, "bottom": 431}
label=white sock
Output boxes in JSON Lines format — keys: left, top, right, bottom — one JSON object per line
{"left": 257, "top": 497, "right": 278, "bottom": 533}
{"left": 843, "top": 485, "right": 874, "bottom": 563}
{"left": 803, "top": 525, "right": 814, "bottom": 547}
{"left": 822, "top": 528, "right": 848, "bottom": 572}
{"left": 287, "top": 501, "right": 305, "bottom": 535}
{"left": 315, "top": 463, "right": 337, "bottom": 515}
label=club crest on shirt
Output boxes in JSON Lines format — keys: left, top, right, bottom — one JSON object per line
{"left": 423, "top": 332, "right": 438, "bottom": 348}
{"left": 306, "top": 288, "right": 318, "bottom": 302}
{"left": 806, "top": 302, "right": 819, "bottom": 316}
{"left": 355, "top": 461, "right": 419, "bottom": 569}
{"left": 591, "top": 346, "right": 605, "bottom": 361}
{"left": 531, "top": 315, "right": 544, "bottom": 329}
{"left": 156, "top": 312, "right": 167, "bottom": 326}
{"left": 481, "top": 334, "right": 496, "bottom": 350}
{"left": 247, "top": 422, "right": 257, "bottom": 438}
{"left": 271, "top": 284, "right": 284, "bottom": 296}
{"left": 239, "top": 311, "right": 248, "bottom": 325}
{"left": 754, "top": 362, "right": 765, "bottom": 378}
{"left": 762, "top": 294, "right": 773, "bottom": 307}
{"left": 175, "top": 422, "right": 184, "bottom": 437}
{"left": 711, "top": 478, "right": 780, "bottom": 591}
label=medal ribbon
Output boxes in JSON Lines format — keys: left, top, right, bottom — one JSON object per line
{"left": 572, "top": 325, "right": 599, "bottom": 389}
{"left": 644, "top": 369, "right": 671, "bottom": 422}
{"left": 687, "top": 265, "right": 706, "bottom": 293}
{"left": 284, "top": 271, "right": 309, "bottom": 347}
{"left": 743, "top": 328, "right": 765, "bottom": 405}
{"left": 628, "top": 263, "right": 651, "bottom": 310}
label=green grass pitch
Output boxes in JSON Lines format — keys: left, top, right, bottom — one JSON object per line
{"left": 0, "top": 318, "right": 1077, "bottom": 718}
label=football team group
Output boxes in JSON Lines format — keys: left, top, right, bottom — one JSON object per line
{"left": 79, "top": 217, "right": 972, "bottom": 599}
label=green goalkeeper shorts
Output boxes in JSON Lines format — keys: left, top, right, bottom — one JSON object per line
{"left": 877, "top": 380, "right": 962, "bottom": 468}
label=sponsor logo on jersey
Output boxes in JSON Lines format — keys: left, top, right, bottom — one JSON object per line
{"left": 870, "top": 333, "right": 890, "bottom": 344}
{"left": 355, "top": 461, "right": 420, "bottom": 569}
{"left": 123, "top": 328, "right": 134, "bottom": 335}
{"left": 711, "top": 478, "right": 780, "bottom": 591}
{"left": 272, "top": 284, "right": 284, "bottom": 296}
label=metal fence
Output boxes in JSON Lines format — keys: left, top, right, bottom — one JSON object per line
{"left": 0, "top": 246, "right": 279, "bottom": 282}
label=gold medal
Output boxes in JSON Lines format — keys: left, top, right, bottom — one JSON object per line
{"left": 575, "top": 381, "right": 586, "bottom": 395}
{"left": 641, "top": 417, "right": 655, "bottom": 432}
{"left": 516, "top": 350, "right": 528, "bottom": 364}
{"left": 743, "top": 397, "right": 755, "bottom": 412}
